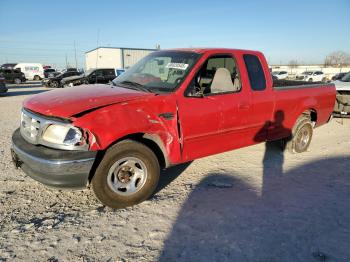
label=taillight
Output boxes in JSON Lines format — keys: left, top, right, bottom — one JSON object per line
{"left": 0, "top": 77, "right": 5, "bottom": 83}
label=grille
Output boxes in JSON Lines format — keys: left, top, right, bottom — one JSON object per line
{"left": 20, "top": 110, "right": 42, "bottom": 144}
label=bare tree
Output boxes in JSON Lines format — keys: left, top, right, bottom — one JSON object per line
{"left": 324, "top": 51, "right": 350, "bottom": 67}
{"left": 288, "top": 60, "right": 298, "bottom": 68}
{"left": 288, "top": 60, "right": 298, "bottom": 74}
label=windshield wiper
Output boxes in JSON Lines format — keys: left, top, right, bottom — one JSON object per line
{"left": 116, "top": 80, "right": 152, "bottom": 93}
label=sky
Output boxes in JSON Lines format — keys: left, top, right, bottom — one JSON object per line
{"left": 0, "top": 0, "right": 349, "bottom": 68}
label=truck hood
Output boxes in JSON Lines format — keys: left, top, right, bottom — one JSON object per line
{"left": 334, "top": 80, "right": 350, "bottom": 91}
{"left": 62, "top": 74, "right": 84, "bottom": 82}
{"left": 23, "top": 84, "right": 154, "bottom": 118}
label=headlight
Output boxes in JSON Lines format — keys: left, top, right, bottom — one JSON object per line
{"left": 42, "top": 125, "right": 84, "bottom": 146}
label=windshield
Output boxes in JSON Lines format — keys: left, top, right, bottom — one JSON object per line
{"left": 84, "top": 69, "right": 95, "bottom": 76}
{"left": 302, "top": 71, "right": 313, "bottom": 75}
{"left": 341, "top": 73, "right": 350, "bottom": 82}
{"left": 112, "top": 51, "right": 200, "bottom": 93}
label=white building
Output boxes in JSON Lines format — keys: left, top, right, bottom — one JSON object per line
{"left": 85, "top": 47, "right": 157, "bottom": 70}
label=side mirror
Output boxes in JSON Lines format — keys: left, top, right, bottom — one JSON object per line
{"left": 185, "top": 83, "right": 205, "bottom": 98}
{"left": 155, "top": 59, "right": 164, "bottom": 66}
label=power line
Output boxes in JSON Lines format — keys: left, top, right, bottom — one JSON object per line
{"left": 0, "top": 46, "right": 86, "bottom": 53}
{"left": 0, "top": 39, "right": 92, "bottom": 47}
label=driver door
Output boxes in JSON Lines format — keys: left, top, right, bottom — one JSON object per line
{"left": 177, "top": 54, "right": 249, "bottom": 161}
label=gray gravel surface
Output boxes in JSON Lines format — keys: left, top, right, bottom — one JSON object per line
{"left": 1, "top": 83, "right": 350, "bottom": 261}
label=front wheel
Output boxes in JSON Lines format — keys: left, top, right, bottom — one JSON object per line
{"left": 92, "top": 140, "right": 160, "bottom": 209}
{"left": 50, "top": 81, "right": 59, "bottom": 88}
{"left": 33, "top": 75, "right": 41, "bottom": 81}
{"left": 14, "top": 78, "right": 22, "bottom": 84}
{"left": 286, "top": 116, "right": 313, "bottom": 153}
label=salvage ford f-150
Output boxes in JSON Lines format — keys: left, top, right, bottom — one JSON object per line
{"left": 11, "top": 48, "right": 336, "bottom": 208}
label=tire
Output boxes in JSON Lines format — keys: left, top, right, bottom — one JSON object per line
{"left": 286, "top": 115, "right": 313, "bottom": 153}
{"left": 92, "top": 140, "right": 160, "bottom": 209}
{"left": 308, "top": 78, "right": 313, "bottom": 82}
{"left": 50, "top": 81, "right": 59, "bottom": 88}
{"left": 14, "top": 78, "right": 21, "bottom": 84}
{"left": 33, "top": 75, "right": 41, "bottom": 81}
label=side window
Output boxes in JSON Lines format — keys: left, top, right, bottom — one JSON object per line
{"left": 104, "top": 69, "right": 115, "bottom": 76}
{"left": 187, "top": 55, "right": 241, "bottom": 96}
{"left": 243, "top": 54, "right": 266, "bottom": 91}
{"left": 90, "top": 70, "right": 101, "bottom": 77}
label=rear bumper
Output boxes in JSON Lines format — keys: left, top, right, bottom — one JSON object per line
{"left": 11, "top": 128, "right": 97, "bottom": 189}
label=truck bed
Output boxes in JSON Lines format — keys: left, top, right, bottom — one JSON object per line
{"left": 273, "top": 79, "right": 329, "bottom": 90}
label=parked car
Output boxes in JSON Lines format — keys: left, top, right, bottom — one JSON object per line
{"left": 62, "top": 68, "right": 116, "bottom": 86}
{"left": 272, "top": 71, "right": 288, "bottom": 80}
{"left": 44, "top": 68, "right": 58, "bottom": 78}
{"left": 0, "top": 63, "right": 17, "bottom": 70}
{"left": 61, "top": 68, "right": 116, "bottom": 87}
{"left": 332, "top": 72, "right": 348, "bottom": 81}
{"left": 296, "top": 71, "right": 326, "bottom": 82}
{"left": 0, "top": 68, "right": 26, "bottom": 84}
{"left": 11, "top": 48, "right": 335, "bottom": 209}
{"left": 334, "top": 72, "right": 350, "bottom": 94}
{"left": 0, "top": 75, "right": 7, "bottom": 94}
{"left": 333, "top": 72, "right": 350, "bottom": 117}
{"left": 14, "top": 63, "right": 44, "bottom": 80}
{"left": 44, "top": 70, "right": 81, "bottom": 88}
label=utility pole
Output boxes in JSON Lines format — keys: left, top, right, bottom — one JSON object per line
{"left": 74, "top": 41, "right": 78, "bottom": 69}
{"left": 95, "top": 29, "right": 100, "bottom": 69}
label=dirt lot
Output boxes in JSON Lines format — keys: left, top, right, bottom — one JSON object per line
{"left": 1, "top": 83, "right": 350, "bottom": 262}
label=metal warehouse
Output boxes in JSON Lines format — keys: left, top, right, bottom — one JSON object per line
{"left": 85, "top": 47, "right": 157, "bottom": 70}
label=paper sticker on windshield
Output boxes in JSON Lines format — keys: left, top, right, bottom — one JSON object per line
{"left": 166, "top": 63, "right": 189, "bottom": 70}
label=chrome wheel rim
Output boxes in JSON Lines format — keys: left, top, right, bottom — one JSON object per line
{"left": 296, "top": 125, "right": 310, "bottom": 151}
{"left": 107, "top": 157, "right": 147, "bottom": 196}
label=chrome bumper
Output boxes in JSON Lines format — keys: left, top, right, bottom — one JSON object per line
{"left": 11, "top": 128, "right": 97, "bottom": 189}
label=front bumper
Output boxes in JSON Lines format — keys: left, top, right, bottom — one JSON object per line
{"left": 11, "top": 128, "right": 97, "bottom": 189}
{"left": 0, "top": 83, "right": 7, "bottom": 93}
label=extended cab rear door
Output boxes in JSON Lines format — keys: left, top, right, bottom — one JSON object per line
{"left": 241, "top": 53, "right": 275, "bottom": 143}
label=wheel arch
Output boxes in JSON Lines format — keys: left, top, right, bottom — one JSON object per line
{"left": 88, "top": 132, "right": 169, "bottom": 183}
{"left": 302, "top": 108, "right": 317, "bottom": 126}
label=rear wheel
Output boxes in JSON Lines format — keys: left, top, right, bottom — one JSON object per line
{"left": 286, "top": 115, "right": 313, "bottom": 153}
{"left": 92, "top": 140, "right": 160, "bottom": 209}
{"left": 33, "top": 75, "right": 41, "bottom": 81}
{"left": 308, "top": 78, "right": 313, "bottom": 82}
{"left": 14, "top": 78, "right": 21, "bottom": 84}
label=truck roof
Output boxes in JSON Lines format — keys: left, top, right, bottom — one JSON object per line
{"left": 165, "top": 47, "right": 262, "bottom": 54}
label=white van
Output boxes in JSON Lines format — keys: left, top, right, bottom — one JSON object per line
{"left": 14, "top": 63, "right": 44, "bottom": 80}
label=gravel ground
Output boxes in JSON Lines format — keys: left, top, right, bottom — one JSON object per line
{"left": 0, "top": 83, "right": 350, "bottom": 262}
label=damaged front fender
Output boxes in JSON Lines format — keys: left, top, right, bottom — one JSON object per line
{"left": 72, "top": 94, "right": 183, "bottom": 166}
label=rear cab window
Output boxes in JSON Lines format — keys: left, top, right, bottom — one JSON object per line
{"left": 243, "top": 54, "right": 266, "bottom": 91}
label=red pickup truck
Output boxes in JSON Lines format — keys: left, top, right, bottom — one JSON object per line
{"left": 11, "top": 48, "right": 335, "bottom": 208}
